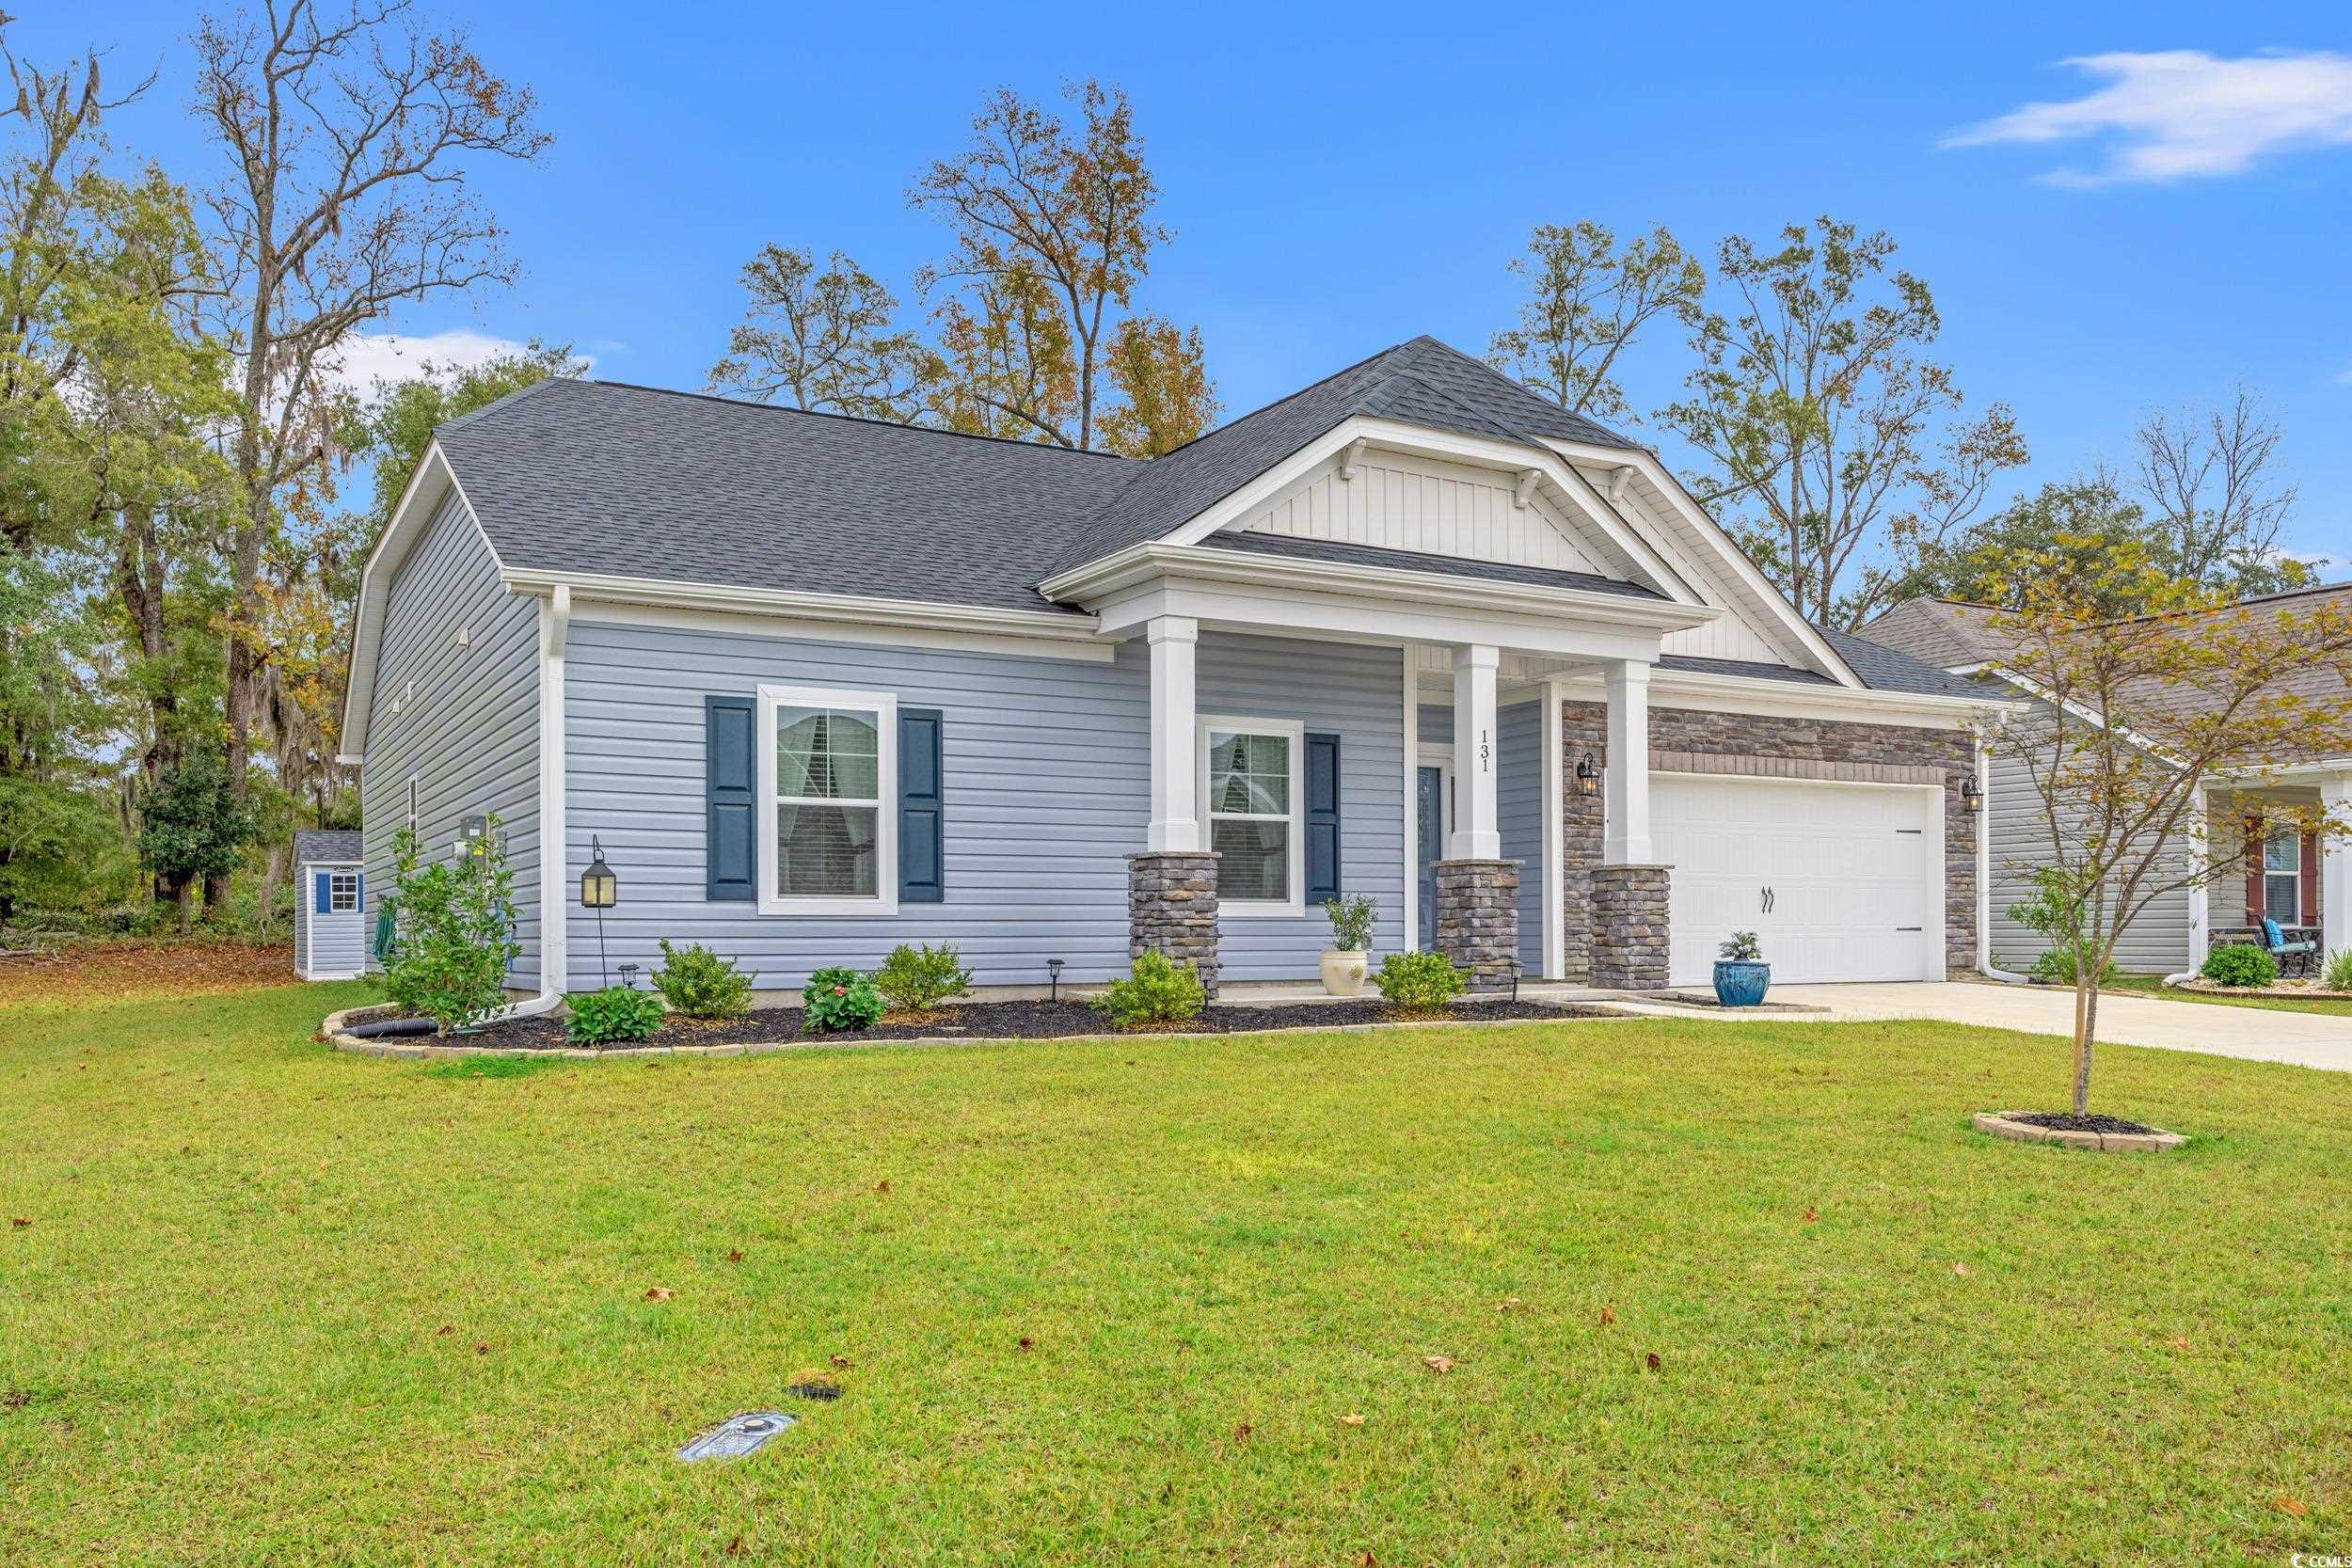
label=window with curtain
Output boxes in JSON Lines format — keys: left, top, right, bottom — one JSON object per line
{"left": 775, "top": 702, "right": 882, "bottom": 899}
{"left": 1206, "top": 725, "right": 1295, "bottom": 905}
{"left": 2264, "top": 829, "right": 2301, "bottom": 925}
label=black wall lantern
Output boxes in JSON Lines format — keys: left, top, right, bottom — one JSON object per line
{"left": 1575, "top": 752, "right": 1600, "bottom": 798}
{"left": 581, "top": 834, "right": 618, "bottom": 986}
{"left": 1961, "top": 775, "right": 1983, "bottom": 816}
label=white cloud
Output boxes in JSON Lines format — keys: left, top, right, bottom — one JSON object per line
{"left": 1944, "top": 50, "right": 2352, "bottom": 185}
{"left": 323, "top": 328, "right": 589, "bottom": 397}
{"left": 2335, "top": 363, "right": 2352, "bottom": 387}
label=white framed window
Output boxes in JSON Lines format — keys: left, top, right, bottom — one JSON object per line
{"left": 2264, "top": 829, "right": 2302, "bottom": 925}
{"left": 1200, "top": 715, "right": 1304, "bottom": 916}
{"left": 328, "top": 870, "right": 359, "bottom": 913}
{"left": 757, "top": 684, "right": 898, "bottom": 916}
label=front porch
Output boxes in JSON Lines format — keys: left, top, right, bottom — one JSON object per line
{"left": 2196, "top": 770, "right": 2352, "bottom": 968}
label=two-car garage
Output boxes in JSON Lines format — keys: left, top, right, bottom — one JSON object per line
{"left": 1651, "top": 774, "right": 1947, "bottom": 986}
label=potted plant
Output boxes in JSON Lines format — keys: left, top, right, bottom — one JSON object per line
{"left": 1321, "top": 894, "right": 1377, "bottom": 997}
{"left": 1713, "top": 930, "right": 1770, "bottom": 1006}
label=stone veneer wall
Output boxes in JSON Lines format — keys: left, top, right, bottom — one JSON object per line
{"left": 1127, "top": 851, "right": 1220, "bottom": 998}
{"left": 1559, "top": 702, "right": 1979, "bottom": 981}
{"left": 1589, "top": 865, "right": 1671, "bottom": 989}
{"left": 1433, "top": 859, "right": 1520, "bottom": 991}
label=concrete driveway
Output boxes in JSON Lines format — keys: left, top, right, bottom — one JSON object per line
{"left": 1768, "top": 980, "right": 2352, "bottom": 1074}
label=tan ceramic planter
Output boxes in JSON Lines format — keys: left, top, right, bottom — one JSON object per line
{"left": 1320, "top": 949, "right": 1370, "bottom": 998}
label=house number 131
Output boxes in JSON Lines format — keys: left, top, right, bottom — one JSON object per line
{"left": 1479, "top": 729, "right": 1491, "bottom": 771}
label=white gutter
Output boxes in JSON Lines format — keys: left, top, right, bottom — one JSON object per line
{"left": 487, "top": 583, "right": 572, "bottom": 1022}
{"left": 2163, "top": 788, "right": 2211, "bottom": 989}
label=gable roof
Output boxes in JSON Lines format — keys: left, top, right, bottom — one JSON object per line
{"left": 294, "top": 830, "right": 363, "bottom": 863}
{"left": 1856, "top": 597, "right": 2007, "bottom": 671}
{"left": 1812, "top": 623, "right": 1994, "bottom": 699}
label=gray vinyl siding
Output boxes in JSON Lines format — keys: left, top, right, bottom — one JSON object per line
{"left": 1984, "top": 716, "right": 2193, "bottom": 975}
{"left": 292, "top": 883, "right": 308, "bottom": 973}
{"left": 562, "top": 622, "right": 1407, "bottom": 990}
{"left": 1496, "top": 699, "right": 1545, "bottom": 976}
{"left": 359, "top": 491, "right": 542, "bottom": 981}
{"left": 302, "top": 867, "right": 367, "bottom": 976}
{"left": 1418, "top": 700, "right": 1452, "bottom": 749}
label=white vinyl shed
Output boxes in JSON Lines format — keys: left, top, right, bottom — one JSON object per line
{"left": 294, "top": 830, "right": 367, "bottom": 981}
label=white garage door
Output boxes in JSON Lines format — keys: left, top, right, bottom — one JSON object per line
{"left": 1652, "top": 775, "right": 1941, "bottom": 986}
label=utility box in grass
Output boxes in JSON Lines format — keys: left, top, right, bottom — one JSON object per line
{"left": 294, "top": 830, "right": 366, "bottom": 981}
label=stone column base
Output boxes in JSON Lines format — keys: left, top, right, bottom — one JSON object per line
{"left": 1128, "top": 850, "right": 1220, "bottom": 998}
{"left": 1434, "top": 859, "right": 1520, "bottom": 991}
{"left": 1591, "top": 863, "right": 1671, "bottom": 990}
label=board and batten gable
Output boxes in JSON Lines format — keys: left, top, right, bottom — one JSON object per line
{"left": 560, "top": 617, "right": 1407, "bottom": 990}
{"left": 358, "top": 488, "right": 542, "bottom": 978}
{"left": 1233, "top": 448, "right": 1612, "bottom": 577}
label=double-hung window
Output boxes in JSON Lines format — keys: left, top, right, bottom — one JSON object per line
{"left": 758, "top": 685, "right": 898, "bottom": 915}
{"left": 2264, "top": 828, "right": 2302, "bottom": 926}
{"left": 1200, "top": 716, "right": 1304, "bottom": 915}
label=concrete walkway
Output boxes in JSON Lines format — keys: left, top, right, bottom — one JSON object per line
{"left": 1761, "top": 980, "right": 2352, "bottom": 1074}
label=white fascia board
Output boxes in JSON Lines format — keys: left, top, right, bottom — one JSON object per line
{"left": 1543, "top": 438, "right": 1867, "bottom": 690}
{"left": 1550, "top": 665, "right": 2018, "bottom": 730}
{"left": 1093, "top": 579, "right": 1671, "bottom": 665}
{"left": 342, "top": 442, "right": 477, "bottom": 755}
{"left": 1980, "top": 664, "right": 2182, "bottom": 765}
{"left": 1057, "top": 543, "right": 1719, "bottom": 640}
{"left": 499, "top": 567, "right": 1105, "bottom": 646}
{"left": 566, "top": 597, "right": 1118, "bottom": 663}
{"left": 2211, "top": 757, "right": 2352, "bottom": 783}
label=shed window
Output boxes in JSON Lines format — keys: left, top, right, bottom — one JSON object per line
{"left": 758, "top": 684, "right": 898, "bottom": 915}
{"left": 1200, "top": 717, "right": 1304, "bottom": 914}
{"left": 327, "top": 871, "right": 358, "bottom": 913}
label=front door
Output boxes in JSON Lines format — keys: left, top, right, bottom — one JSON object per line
{"left": 1416, "top": 765, "right": 1447, "bottom": 948}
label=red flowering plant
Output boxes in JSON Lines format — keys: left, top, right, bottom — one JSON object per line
{"left": 803, "top": 966, "right": 885, "bottom": 1033}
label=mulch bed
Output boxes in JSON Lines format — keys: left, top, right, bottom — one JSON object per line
{"left": 2004, "top": 1111, "right": 2162, "bottom": 1136}
{"left": 378, "top": 996, "right": 1617, "bottom": 1052}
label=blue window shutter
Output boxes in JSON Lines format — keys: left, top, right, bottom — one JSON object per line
{"left": 314, "top": 872, "right": 331, "bottom": 914}
{"left": 899, "top": 707, "right": 946, "bottom": 904}
{"left": 706, "top": 695, "right": 756, "bottom": 901}
{"left": 1305, "top": 731, "right": 1342, "bottom": 903}
{"left": 355, "top": 872, "right": 364, "bottom": 912}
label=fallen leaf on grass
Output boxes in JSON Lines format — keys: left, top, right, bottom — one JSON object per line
{"left": 644, "top": 1287, "right": 674, "bottom": 1302}
{"left": 473, "top": 1342, "right": 490, "bottom": 1355}
{"left": 1339, "top": 1414, "right": 1365, "bottom": 1427}
{"left": 725, "top": 1534, "right": 745, "bottom": 1557}
{"left": 1802, "top": 1207, "right": 1818, "bottom": 1224}
{"left": 1597, "top": 1306, "right": 1615, "bottom": 1327}
{"left": 1232, "top": 1422, "right": 1252, "bottom": 1444}
{"left": 436, "top": 1324, "right": 454, "bottom": 1338}
{"left": 1496, "top": 1295, "right": 1525, "bottom": 1313}
{"left": 874, "top": 1179, "right": 892, "bottom": 1194}
{"left": 1952, "top": 1262, "right": 1972, "bottom": 1278}
{"left": 726, "top": 1249, "right": 744, "bottom": 1263}
{"left": 1645, "top": 1353, "right": 1661, "bottom": 1372}
{"left": 829, "top": 1354, "right": 852, "bottom": 1369}
{"left": 2, "top": 1389, "right": 29, "bottom": 1409}
{"left": 9, "top": 1218, "right": 28, "bottom": 1228}
{"left": 2276, "top": 1496, "right": 2308, "bottom": 1517}
{"left": 2166, "top": 1336, "right": 2190, "bottom": 1352}
{"left": 1017, "top": 1337, "right": 1033, "bottom": 1351}
{"left": 1358, "top": 1552, "right": 1377, "bottom": 1567}
{"left": 1423, "top": 1354, "right": 1454, "bottom": 1373}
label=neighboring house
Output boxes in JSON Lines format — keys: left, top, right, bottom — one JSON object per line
{"left": 1863, "top": 588, "right": 2352, "bottom": 975}
{"left": 293, "top": 830, "right": 366, "bottom": 981}
{"left": 341, "top": 335, "right": 1995, "bottom": 1000}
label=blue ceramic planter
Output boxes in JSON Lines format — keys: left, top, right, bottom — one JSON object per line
{"left": 1712, "top": 960, "right": 1771, "bottom": 1007}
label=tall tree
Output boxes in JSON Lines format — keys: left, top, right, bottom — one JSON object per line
{"left": 1487, "top": 221, "right": 1705, "bottom": 425}
{"left": 910, "top": 81, "right": 1167, "bottom": 450}
{"left": 1659, "top": 217, "right": 2026, "bottom": 628}
{"left": 191, "top": 0, "right": 548, "bottom": 907}
{"left": 1098, "top": 312, "right": 1216, "bottom": 457}
{"left": 1900, "top": 477, "right": 2155, "bottom": 617}
{"left": 2132, "top": 388, "right": 2309, "bottom": 599}
{"left": 707, "top": 245, "right": 930, "bottom": 420}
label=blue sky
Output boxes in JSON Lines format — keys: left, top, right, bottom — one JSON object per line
{"left": 28, "top": 1, "right": 2352, "bottom": 569}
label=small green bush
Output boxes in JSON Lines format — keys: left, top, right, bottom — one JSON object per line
{"left": 650, "top": 939, "right": 754, "bottom": 1018}
{"left": 873, "top": 942, "right": 974, "bottom": 1014}
{"left": 804, "top": 966, "right": 885, "bottom": 1033}
{"left": 1324, "top": 894, "right": 1376, "bottom": 953}
{"left": 564, "top": 985, "right": 667, "bottom": 1045}
{"left": 2327, "top": 948, "right": 2352, "bottom": 991}
{"left": 1375, "top": 949, "right": 1467, "bottom": 1012}
{"left": 1091, "top": 950, "right": 1206, "bottom": 1029}
{"left": 383, "top": 820, "right": 521, "bottom": 1036}
{"left": 2201, "top": 943, "right": 2278, "bottom": 989}
{"left": 2028, "top": 941, "right": 2116, "bottom": 986}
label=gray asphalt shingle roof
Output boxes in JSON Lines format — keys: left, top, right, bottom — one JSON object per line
{"left": 1814, "top": 624, "right": 1993, "bottom": 699}
{"left": 294, "top": 830, "right": 363, "bottom": 863}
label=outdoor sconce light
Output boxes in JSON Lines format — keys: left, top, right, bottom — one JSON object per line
{"left": 1047, "top": 958, "right": 1065, "bottom": 1004}
{"left": 581, "top": 834, "right": 618, "bottom": 987}
{"left": 1575, "top": 752, "right": 1600, "bottom": 798}
{"left": 1961, "top": 775, "right": 1983, "bottom": 816}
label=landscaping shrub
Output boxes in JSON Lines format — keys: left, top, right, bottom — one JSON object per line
{"left": 1374, "top": 949, "right": 1466, "bottom": 1012}
{"left": 1324, "top": 893, "right": 1376, "bottom": 953}
{"left": 383, "top": 820, "right": 520, "bottom": 1036}
{"left": 2328, "top": 948, "right": 2352, "bottom": 991}
{"left": 2201, "top": 943, "right": 2278, "bottom": 989}
{"left": 1091, "top": 950, "right": 1206, "bottom": 1028}
{"left": 2028, "top": 940, "right": 2117, "bottom": 986}
{"left": 1718, "top": 930, "right": 1763, "bottom": 962}
{"left": 650, "top": 939, "right": 754, "bottom": 1018}
{"left": 873, "top": 942, "right": 974, "bottom": 1014}
{"left": 564, "top": 985, "right": 667, "bottom": 1045}
{"left": 804, "top": 966, "right": 885, "bottom": 1033}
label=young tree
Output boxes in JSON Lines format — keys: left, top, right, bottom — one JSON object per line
{"left": 1098, "top": 312, "right": 1216, "bottom": 457}
{"left": 1982, "top": 546, "right": 2352, "bottom": 1116}
{"left": 192, "top": 0, "right": 548, "bottom": 907}
{"left": 910, "top": 81, "right": 1171, "bottom": 451}
{"left": 707, "top": 245, "right": 931, "bottom": 420}
{"left": 1486, "top": 221, "right": 1705, "bottom": 425}
{"left": 1659, "top": 217, "right": 2026, "bottom": 628}
{"left": 2132, "top": 388, "right": 2309, "bottom": 599}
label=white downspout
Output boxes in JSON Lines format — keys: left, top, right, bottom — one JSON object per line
{"left": 492, "top": 584, "right": 570, "bottom": 1021}
{"left": 1978, "top": 739, "right": 2032, "bottom": 984}
{"left": 2163, "top": 788, "right": 2211, "bottom": 988}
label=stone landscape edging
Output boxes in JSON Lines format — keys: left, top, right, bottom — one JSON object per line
{"left": 1971, "top": 1110, "right": 2186, "bottom": 1152}
{"left": 317, "top": 1001, "right": 1646, "bottom": 1062}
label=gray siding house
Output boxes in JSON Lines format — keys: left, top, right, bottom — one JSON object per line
{"left": 1864, "top": 591, "right": 2352, "bottom": 976}
{"left": 343, "top": 337, "right": 1998, "bottom": 1001}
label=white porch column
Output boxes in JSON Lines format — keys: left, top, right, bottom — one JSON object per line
{"left": 1450, "top": 643, "right": 1502, "bottom": 859}
{"left": 1603, "top": 658, "right": 1653, "bottom": 864}
{"left": 1146, "top": 615, "right": 1201, "bottom": 852}
{"left": 2325, "top": 772, "right": 2352, "bottom": 962}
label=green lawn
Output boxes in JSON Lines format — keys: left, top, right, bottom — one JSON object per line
{"left": 6, "top": 980, "right": 2351, "bottom": 1565}
{"left": 2109, "top": 972, "right": 2352, "bottom": 1017}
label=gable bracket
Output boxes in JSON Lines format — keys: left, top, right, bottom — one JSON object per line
{"left": 1337, "top": 437, "right": 1367, "bottom": 482}
{"left": 1514, "top": 468, "right": 1541, "bottom": 510}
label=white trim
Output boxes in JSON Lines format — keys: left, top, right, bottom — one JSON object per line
{"left": 1542, "top": 679, "right": 1565, "bottom": 981}
{"left": 1200, "top": 713, "right": 1306, "bottom": 918}
{"left": 1603, "top": 659, "right": 1653, "bottom": 865}
{"left": 564, "top": 598, "right": 1117, "bottom": 663}
{"left": 505, "top": 566, "right": 1102, "bottom": 644}
{"left": 1400, "top": 643, "right": 1419, "bottom": 954}
{"left": 1977, "top": 665, "right": 2182, "bottom": 764}
{"left": 1451, "top": 644, "right": 1502, "bottom": 860}
{"left": 1147, "top": 616, "right": 1202, "bottom": 852}
{"left": 756, "top": 683, "right": 900, "bottom": 918}
{"left": 538, "top": 587, "right": 570, "bottom": 996}
{"left": 1551, "top": 665, "right": 2011, "bottom": 729}
{"left": 342, "top": 442, "right": 503, "bottom": 754}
